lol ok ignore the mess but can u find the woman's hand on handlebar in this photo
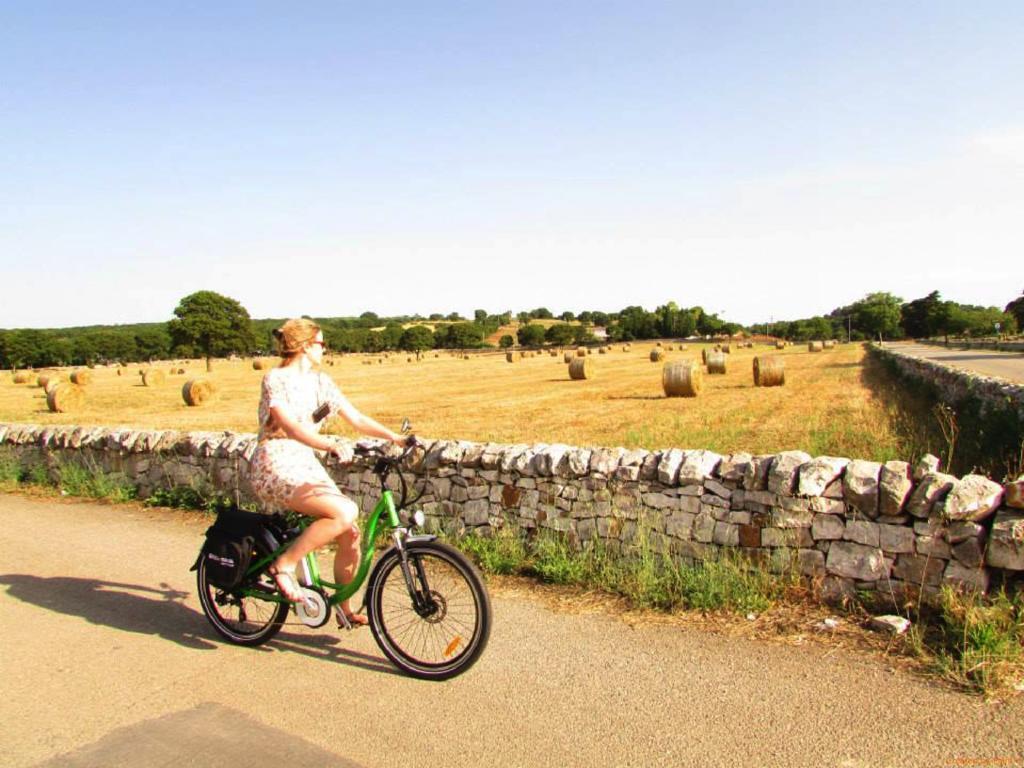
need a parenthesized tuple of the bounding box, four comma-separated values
(327, 441, 354, 463)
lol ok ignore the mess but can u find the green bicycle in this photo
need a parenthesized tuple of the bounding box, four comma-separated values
(193, 438, 492, 680)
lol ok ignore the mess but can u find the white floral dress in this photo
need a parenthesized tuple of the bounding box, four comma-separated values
(249, 366, 347, 508)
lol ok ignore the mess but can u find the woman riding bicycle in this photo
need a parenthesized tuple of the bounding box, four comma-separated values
(249, 318, 407, 625)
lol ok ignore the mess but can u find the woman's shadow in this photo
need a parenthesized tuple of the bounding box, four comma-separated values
(0, 573, 399, 674)
(0, 573, 219, 650)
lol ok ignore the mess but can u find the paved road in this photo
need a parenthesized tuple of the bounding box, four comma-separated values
(2, 494, 1022, 768)
(885, 342, 1024, 383)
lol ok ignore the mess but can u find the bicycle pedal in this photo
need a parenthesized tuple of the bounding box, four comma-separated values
(334, 606, 353, 631)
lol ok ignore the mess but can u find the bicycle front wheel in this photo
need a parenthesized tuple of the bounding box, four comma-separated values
(367, 540, 492, 680)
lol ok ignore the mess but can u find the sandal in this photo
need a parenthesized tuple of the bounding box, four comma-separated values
(268, 563, 305, 603)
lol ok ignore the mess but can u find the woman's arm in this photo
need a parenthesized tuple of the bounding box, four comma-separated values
(268, 405, 339, 452)
(326, 388, 405, 444)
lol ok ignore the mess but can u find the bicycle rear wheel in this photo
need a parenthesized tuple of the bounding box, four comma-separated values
(367, 540, 491, 680)
(196, 557, 289, 646)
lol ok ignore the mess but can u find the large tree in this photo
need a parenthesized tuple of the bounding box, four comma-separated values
(1005, 291, 1024, 332)
(167, 290, 256, 371)
(850, 292, 903, 342)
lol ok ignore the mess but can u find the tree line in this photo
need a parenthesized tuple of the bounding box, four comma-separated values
(2, 289, 1021, 369)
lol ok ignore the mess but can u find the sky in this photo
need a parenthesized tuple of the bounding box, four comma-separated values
(2, 1, 1023, 330)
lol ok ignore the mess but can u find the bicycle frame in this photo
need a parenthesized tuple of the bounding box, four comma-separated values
(240, 488, 401, 607)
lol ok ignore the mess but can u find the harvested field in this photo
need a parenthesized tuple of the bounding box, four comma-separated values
(0, 343, 908, 460)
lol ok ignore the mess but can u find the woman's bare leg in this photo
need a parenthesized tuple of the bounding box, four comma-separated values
(275, 483, 357, 571)
(334, 526, 367, 623)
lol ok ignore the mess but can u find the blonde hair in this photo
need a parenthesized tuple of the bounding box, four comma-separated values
(273, 318, 322, 360)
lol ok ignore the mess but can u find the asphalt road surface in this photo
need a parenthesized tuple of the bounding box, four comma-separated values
(2, 494, 1022, 768)
(885, 342, 1024, 383)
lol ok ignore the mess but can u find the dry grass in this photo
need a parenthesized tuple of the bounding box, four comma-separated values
(0, 343, 909, 460)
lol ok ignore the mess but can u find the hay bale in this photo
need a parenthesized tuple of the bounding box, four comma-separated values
(116, 368, 123, 376)
(622, 345, 631, 352)
(598, 347, 607, 354)
(36, 374, 50, 389)
(12, 372, 31, 384)
(563, 351, 574, 363)
(568, 357, 594, 380)
(776, 341, 786, 350)
(576, 347, 587, 357)
(549, 349, 558, 357)
(823, 340, 836, 349)
(69, 370, 92, 385)
(662, 360, 703, 397)
(706, 352, 727, 374)
(650, 348, 664, 362)
(142, 369, 165, 387)
(47, 383, 86, 413)
(44, 378, 61, 395)
(506, 351, 515, 363)
(656, 341, 663, 347)
(753, 356, 785, 387)
(252, 359, 267, 370)
(665, 345, 673, 352)
(808, 341, 824, 353)
(721, 344, 731, 354)
(182, 378, 217, 406)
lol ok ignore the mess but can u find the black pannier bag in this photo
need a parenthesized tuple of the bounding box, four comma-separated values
(195, 507, 267, 590)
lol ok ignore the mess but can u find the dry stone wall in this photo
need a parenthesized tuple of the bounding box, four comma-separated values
(871, 344, 1024, 421)
(2, 422, 1023, 602)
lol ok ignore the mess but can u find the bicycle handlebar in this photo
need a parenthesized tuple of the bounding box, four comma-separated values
(353, 435, 418, 461)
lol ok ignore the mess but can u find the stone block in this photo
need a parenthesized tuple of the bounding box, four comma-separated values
(771, 510, 813, 529)
(946, 521, 985, 544)
(1006, 475, 1024, 509)
(878, 524, 915, 554)
(986, 509, 1024, 570)
(534, 444, 571, 477)
(809, 497, 845, 515)
(743, 454, 774, 491)
(811, 514, 845, 541)
(893, 554, 945, 586)
(916, 534, 951, 559)
(589, 447, 625, 477)
(767, 451, 811, 495)
(657, 449, 685, 485)
(666, 513, 695, 539)
(778, 496, 811, 513)
(704, 479, 732, 499)
(678, 449, 722, 485)
(943, 561, 990, 592)
(879, 460, 913, 516)
(939, 475, 1004, 522)
(738, 524, 760, 548)
(761, 527, 813, 548)
(843, 459, 882, 518)
(692, 513, 716, 543)
(463, 499, 491, 526)
(798, 456, 849, 497)
(825, 541, 890, 581)
(713, 521, 739, 547)
(913, 454, 941, 481)
(951, 538, 985, 568)
(718, 453, 752, 483)
(798, 548, 826, 576)
(906, 472, 956, 519)
(844, 520, 881, 547)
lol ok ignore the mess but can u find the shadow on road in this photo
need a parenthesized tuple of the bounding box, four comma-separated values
(0, 573, 402, 675)
(0, 573, 219, 650)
